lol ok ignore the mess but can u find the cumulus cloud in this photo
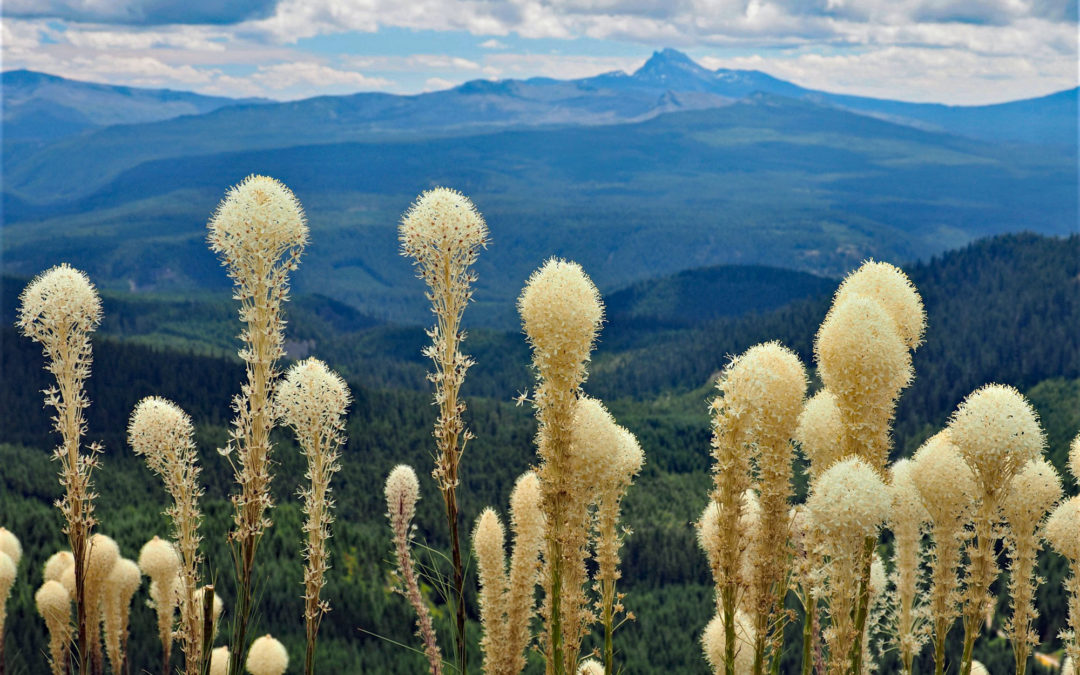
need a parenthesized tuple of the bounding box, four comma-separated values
(4, 0, 280, 25)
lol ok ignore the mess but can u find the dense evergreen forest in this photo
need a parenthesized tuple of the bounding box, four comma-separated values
(0, 232, 1077, 673)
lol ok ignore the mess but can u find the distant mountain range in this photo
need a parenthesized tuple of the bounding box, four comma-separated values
(2, 49, 1076, 327)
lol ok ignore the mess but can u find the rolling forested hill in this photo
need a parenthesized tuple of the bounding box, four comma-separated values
(0, 232, 1077, 673)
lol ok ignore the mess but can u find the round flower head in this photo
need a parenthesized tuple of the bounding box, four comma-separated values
(1062, 656, 1074, 675)
(43, 550, 74, 582)
(0, 553, 15, 601)
(128, 396, 195, 465)
(399, 187, 488, 268)
(35, 579, 70, 626)
(718, 341, 807, 448)
(807, 455, 892, 548)
(16, 263, 103, 342)
(385, 465, 421, 525)
(518, 258, 603, 375)
(697, 501, 722, 571)
(106, 558, 141, 601)
(910, 431, 976, 525)
(570, 396, 623, 476)
(207, 175, 308, 273)
(1045, 495, 1080, 561)
(1002, 458, 1062, 533)
(578, 659, 604, 675)
(814, 294, 912, 468)
(889, 459, 928, 530)
(510, 471, 544, 533)
(86, 533, 119, 585)
(246, 634, 288, 675)
(947, 384, 1045, 491)
(138, 536, 180, 580)
(274, 358, 351, 431)
(795, 388, 844, 480)
(701, 610, 755, 674)
(210, 646, 230, 675)
(0, 529, 21, 568)
(832, 260, 926, 349)
(970, 660, 989, 675)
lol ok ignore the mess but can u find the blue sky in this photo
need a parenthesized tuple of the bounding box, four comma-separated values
(3, 0, 1077, 104)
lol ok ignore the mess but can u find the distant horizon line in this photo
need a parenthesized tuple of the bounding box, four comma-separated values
(4, 51, 1078, 109)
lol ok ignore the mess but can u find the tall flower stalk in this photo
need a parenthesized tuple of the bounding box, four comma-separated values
(385, 465, 443, 675)
(1002, 458, 1062, 675)
(518, 258, 603, 675)
(206, 174, 308, 675)
(130, 397, 206, 673)
(16, 264, 103, 675)
(813, 261, 923, 674)
(472, 471, 546, 675)
(910, 432, 975, 675)
(886, 459, 928, 674)
(274, 358, 350, 675)
(398, 187, 489, 673)
(947, 384, 1045, 675)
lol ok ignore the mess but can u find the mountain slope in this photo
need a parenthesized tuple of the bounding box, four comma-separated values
(3, 96, 1075, 326)
(5, 49, 1075, 205)
(1, 69, 266, 142)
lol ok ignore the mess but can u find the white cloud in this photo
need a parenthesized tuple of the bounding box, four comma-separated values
(249, 61, 392, 95)
(479, 38, 508, 49)
(424, 76, 458, 90)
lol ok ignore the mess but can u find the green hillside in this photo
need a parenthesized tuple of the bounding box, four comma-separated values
(1, 232, 1077, 673)
(4, 98, 1075, 327)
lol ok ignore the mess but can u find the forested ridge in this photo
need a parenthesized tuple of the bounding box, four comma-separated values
(0, 232, 1077, 673)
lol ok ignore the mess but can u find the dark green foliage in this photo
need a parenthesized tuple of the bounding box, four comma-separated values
(0, 232, 1077, 672)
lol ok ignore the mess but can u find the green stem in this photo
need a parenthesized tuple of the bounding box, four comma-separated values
(802, 596, 816, 675)
(849, 536, 877, 675)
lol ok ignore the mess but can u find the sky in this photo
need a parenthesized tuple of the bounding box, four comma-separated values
(2, 0, 1077, 105)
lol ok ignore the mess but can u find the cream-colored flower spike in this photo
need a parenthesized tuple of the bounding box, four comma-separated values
(702, 611, 755, 674)
(807, 455, 891, 675)
(208, 175, 308, 674)
(506, 472, 545, 675)
(275, 357, 350, 674)
(519, 257, 603, 382)
(888, 459, 929, 673)
(831, 260, 926, 350)
(910, 431, 974, 675)
(85, 533, 119, 673)
(473, 508, 510, 674)
(948, 384, 1045, 675)
(207, 175, 308, 276)
(399, 187, 488, 275)
(245, 634, 288, 675)
(795, 388, 844, 482)
(577, 659, 604, 675)
(518, 258, 603, 674)
(140, 535, 181, 671)
(0, 529, 22, 568)
(949, 384, 1045, 492)
(43, 551, 73, 582)
(399, 188, 488, 675)
(1046, 495, 1080, 669)
(16, 264, 103, 674)
(16, 263, 103, 339)
(210, 646, 231, 675)
(0, 552, 15, 657)
(815, 294, 913, 471)
(129, 395, 206, 673)
(384, 465, 442, 675)
(1002, 458, 1062, 675)
(103, 558, 141, 673)
(36, 580, 71, 675)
